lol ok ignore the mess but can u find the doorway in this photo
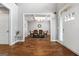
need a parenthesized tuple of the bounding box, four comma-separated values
(23, 13, 52, 41)
(0, 4, 9, 44)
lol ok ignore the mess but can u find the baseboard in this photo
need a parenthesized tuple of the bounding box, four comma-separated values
(57, 40, 79, 56)
(10, 40, 22, 46)
(20, 39, 25, 42)
(10, 35, 29, 46)
(0, 44, 9, 46)
(51, 39, 57, 42)
(56, 40, 63, 45)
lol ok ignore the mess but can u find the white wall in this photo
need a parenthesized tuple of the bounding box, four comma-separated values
(50, 14, 56, 41)
(28, 21, 50, 34)
(2, 3, 19, 45)
(25, 21, 28, 37)
(23, 16, 28, 41)
(11, 4, 19, 45)
(58, 4, 79, 55)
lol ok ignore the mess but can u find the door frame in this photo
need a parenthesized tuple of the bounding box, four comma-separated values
(22, 13, 55, 41)
(1, 4, 11, 45)
(58, 4, 71, 42)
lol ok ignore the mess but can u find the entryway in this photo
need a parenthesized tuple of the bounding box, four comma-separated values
(23, 13, 56, 41)
(0, 4, 9, 44)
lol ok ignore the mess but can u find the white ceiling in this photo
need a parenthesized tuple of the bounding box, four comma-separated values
(17, 3, 57, 13)
(0, 4, 9, 14)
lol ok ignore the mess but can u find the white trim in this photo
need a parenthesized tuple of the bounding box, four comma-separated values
(57, 4, 71, 43)
(9, 40, 21, 46)
(56, 40, 63, 45)
(22, 13, 25, 42)
(51, 40, 57, 42)
(57, 40, 79, 56)
(20, 38, 25, 42)
(23, 13, 55, 42)
(58, 4, 71, 15)
(1, 3, 11, 46)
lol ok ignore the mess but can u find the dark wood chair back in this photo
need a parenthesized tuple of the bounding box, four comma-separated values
(33, 30, 38, 34)
(39, 30, 43, 34)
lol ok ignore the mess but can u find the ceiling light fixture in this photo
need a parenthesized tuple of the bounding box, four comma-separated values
(35, 17, 45, 22)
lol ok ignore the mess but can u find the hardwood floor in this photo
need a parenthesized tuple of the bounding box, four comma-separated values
(0, 36, 77, 56)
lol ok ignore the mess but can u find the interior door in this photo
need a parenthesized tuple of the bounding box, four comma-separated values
(0, 14, 9, 44)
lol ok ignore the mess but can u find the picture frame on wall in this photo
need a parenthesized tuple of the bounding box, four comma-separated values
(38, 24, 42, 28)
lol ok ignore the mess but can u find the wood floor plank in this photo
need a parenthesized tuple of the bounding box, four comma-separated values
(0, 36, 77, 56)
